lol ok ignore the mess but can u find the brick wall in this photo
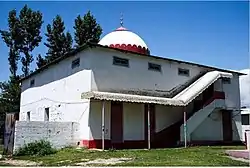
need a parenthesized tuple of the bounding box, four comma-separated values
(13, 121, 80, 152)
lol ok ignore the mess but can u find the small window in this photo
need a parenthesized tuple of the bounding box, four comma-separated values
(44, 108, 49, 121)
(27, 112, 30, 121)
(71, 58, 80, 69)
(222, 78, 231, 84)
(30, 79, 35, 87)
(148, 63, 161, 72)
(242, 114, 249, 125)
(113, 56, 129, 67)
(178, 68, 190, 77)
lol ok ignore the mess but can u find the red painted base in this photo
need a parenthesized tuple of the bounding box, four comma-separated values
(80, 139, 244, 149)
(80, 139, 147, 149)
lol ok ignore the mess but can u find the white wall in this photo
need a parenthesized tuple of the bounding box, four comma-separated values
(88, 100, 145, 141)
(88, 100, 111, 140)
(123, 103, 144, 140)
(89, 48, 205, 95)
(155, 105, 183, 132)
(222, 74, 242, 141)
(223, 74, 241, 109)
(242, 125, 250, 141)
(20, 50, 92, 140)
(191, 110, 223, 141)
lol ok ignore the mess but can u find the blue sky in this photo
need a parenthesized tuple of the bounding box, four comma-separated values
(0, 1, 249, 82)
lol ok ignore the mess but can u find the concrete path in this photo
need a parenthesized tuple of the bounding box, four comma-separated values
(225, 150, 249, 160)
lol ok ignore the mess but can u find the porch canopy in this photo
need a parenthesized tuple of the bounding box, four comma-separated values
(81, 91, 185, 106)
(81, 71, 233, 107)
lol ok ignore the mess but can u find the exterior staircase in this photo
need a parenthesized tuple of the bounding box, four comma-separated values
(152, 88, 226, 148)
(180, 99, 225, 142)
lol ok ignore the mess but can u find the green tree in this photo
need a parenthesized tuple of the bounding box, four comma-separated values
(44, 15, 72, 62)
(0, 5, 43, 113)
(0, 9, 22, 77)
(73, 11, 102, 47)
(1, 5, 43, 77)
(36, 54, 47, 68)
(0, 76, 21, 113)
(19, 5, 43, 76)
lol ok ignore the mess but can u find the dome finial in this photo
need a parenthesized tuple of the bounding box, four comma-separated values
(120, 12, 124, 27)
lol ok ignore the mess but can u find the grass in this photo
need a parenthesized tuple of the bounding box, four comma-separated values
(2, 145, 246, 166)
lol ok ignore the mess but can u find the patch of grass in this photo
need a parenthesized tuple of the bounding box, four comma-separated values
(11, 145, 248, 166)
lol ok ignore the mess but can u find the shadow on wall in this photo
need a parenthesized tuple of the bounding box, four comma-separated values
(91, 69, 208, 98)
(232, 115, 241, 141)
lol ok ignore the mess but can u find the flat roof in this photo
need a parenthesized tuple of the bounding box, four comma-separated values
(20, 42, 246, 81)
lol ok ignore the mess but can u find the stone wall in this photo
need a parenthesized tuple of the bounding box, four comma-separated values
(14, 121, 80, 152)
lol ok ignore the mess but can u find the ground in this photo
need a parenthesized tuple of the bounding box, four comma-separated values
(0, 145, 248, 166)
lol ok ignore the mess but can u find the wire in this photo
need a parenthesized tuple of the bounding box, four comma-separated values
(21, 97, 89, 107)
(77, 106, 89, 123)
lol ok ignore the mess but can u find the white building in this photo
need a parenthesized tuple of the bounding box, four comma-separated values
(19, 23, 245, 149)
(241, 108, 250, 142)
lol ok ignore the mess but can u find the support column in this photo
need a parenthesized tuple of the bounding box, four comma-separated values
(148, 104, 151, 150)
(101, 101, 105, 150)
(183, 107, 187, 148)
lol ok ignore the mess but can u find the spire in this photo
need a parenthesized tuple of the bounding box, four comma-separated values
(115, 12, 127, 31)
(120, 12, 124, 27)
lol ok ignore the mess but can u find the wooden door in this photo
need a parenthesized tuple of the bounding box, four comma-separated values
(111, 101, 123, 145)
(4, 112, 19, 155)
(222, 110, 233, 142)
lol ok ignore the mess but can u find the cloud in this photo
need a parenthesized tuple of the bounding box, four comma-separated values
(239, 69, 250, 107)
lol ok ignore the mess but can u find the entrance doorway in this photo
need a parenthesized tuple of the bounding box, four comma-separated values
(222, 110, 233, 142)
(111, 101, 123, 148)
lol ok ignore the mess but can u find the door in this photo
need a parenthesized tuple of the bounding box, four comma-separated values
(144, 104, 156, 142)
(4, 112, 19, 155)
(111, 101, 123, 147)
(222, 110, 233, 142)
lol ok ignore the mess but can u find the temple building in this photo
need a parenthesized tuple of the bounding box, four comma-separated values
(18, 19, 244, 149)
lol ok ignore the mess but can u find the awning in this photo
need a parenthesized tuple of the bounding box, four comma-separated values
(81, 71, 233, 107)
(81, 91, 184, 106)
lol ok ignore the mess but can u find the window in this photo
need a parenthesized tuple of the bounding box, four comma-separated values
(27, 112, 30, 121)
(113, 56, 129, 67)
(222, 77, 231, 84)
(71, 58, 80, 69)
(44, 108, 49, 121)
(30, 79, 35, 87)
(178, 68, 190, 77)
(242, 114, 249, 125)
(148, 63, 161, 72)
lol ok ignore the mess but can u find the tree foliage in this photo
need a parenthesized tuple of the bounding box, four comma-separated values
(0, 4, 43, 113)
(1, 5, 43, 77)
(0, 6, 103, 115)
(0, 9, 22, 77)
(73, 11, 102, 47)
(19, 5, 43, 76)
(43, 15, 72, 62)
(36, 54, 47, 68)
(0, 76, 21, 113)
